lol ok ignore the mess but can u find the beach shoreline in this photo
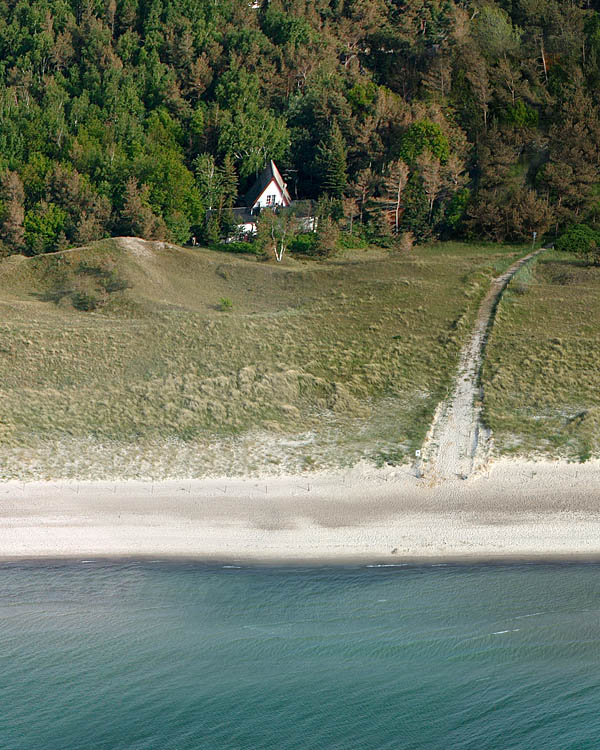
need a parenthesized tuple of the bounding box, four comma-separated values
(1, 458, 599, 563)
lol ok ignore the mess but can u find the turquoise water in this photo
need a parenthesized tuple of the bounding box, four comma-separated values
(1, 562, 599, 749)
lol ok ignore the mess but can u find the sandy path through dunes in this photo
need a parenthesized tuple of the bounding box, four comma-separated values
(420, 247, 547, 481)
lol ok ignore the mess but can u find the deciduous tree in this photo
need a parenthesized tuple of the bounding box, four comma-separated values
(256, 208, 298, 262)
(381, 160, 409, 233)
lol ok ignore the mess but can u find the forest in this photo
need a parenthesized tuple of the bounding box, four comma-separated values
(1, 0, 600, 256)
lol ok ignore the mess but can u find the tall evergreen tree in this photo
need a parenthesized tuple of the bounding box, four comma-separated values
(0, 0, 597, 249)
(219, 155, 238, 211)
(317, 122, 348, 199)
(0, 172, 26, 253)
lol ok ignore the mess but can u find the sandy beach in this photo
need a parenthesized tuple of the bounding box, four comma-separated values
(1, 458, 599, 562)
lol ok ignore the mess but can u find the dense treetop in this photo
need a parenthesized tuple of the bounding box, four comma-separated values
(1, 0, 600, 255)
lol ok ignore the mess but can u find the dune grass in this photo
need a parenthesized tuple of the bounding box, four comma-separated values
(482, 249, 600, 461)
(0, 237, 523, 479)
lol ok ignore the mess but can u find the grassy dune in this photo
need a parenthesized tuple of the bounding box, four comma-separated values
(482, 250, 600, 461)
(0, 238, 521, 479)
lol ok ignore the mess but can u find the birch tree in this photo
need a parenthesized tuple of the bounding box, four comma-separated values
(194, 153, 221, 212)
(352, 167, 377, 225)
(342, 196, 358, 234)
(382, 160, 409, 234)
(416, 151, 443, 222)
(256, 209, 298, 263)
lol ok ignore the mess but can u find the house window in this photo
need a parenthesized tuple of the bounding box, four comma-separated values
(265, 194, 276, 206)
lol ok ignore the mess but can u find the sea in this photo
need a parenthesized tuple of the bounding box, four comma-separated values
(1, 561, 599, 750)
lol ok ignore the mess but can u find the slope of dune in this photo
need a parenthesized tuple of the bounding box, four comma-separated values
(0, 239, 524, 479)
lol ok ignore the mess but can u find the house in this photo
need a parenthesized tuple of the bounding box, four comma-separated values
(245, 160, 292, 209)
(231, 161, 292, 237)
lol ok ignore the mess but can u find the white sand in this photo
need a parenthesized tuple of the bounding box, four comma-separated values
(1, 459, 599, 562)
(421, 247, 547, 481)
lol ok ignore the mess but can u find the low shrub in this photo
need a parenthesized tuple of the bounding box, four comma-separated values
(289, 233, 317, 255)
(71, 290, 100, 311)
(337, 232, 368, 250)
(555, 224, 600, 264)
(77, 262, 131, 293)
(210, 241, 262, 256)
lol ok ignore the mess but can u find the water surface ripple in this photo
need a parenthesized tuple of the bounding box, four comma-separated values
(1, 562, 599, 749)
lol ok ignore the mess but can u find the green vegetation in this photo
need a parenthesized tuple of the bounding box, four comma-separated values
(2, 1, 600, 253)
(0, 239, 521, 479)
(482, 250, 600, 461)
(555, 225, 600, 265)
(2, 1, 599, 475)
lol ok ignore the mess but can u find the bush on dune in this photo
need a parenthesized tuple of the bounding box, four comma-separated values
(555, 225, 600, 265)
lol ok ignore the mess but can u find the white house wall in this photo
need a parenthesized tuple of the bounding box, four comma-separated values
(253, 179, 288, 208)
(238, 222, 257, 236)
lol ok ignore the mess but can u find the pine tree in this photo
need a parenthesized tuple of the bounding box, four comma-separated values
(121, 178, 166, 239)
(0, 171, 25, 253)
(317, 122, 348, 199)
(218, 154, 238, 211)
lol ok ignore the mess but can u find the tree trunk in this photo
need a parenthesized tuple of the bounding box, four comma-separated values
(540, 38, 548, 84)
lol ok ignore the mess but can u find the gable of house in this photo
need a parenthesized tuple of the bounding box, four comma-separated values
(244, 161, 291, 209)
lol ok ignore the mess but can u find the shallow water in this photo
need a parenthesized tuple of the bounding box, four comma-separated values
(1, 561, 599, 749)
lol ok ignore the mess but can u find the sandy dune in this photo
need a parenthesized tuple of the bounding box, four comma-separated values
(2, 246, 595, 564)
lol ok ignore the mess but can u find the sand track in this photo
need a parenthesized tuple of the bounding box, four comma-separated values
(420, 246, 547, 482)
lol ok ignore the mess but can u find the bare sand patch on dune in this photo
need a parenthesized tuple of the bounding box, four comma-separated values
(420, 247, 548, 481)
